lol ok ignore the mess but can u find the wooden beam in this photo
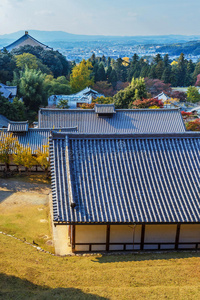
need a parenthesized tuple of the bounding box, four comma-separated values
(175, 224, 181, 250)
(106, 225, 110, 251)
(72, 225, 76, 252)
(140, 224, 145, 250)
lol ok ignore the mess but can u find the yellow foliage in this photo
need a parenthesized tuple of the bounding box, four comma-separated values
(13, 144, 36, 170)
(70, 59, 94, 93)
(0, 132, 18, 167)
(122, 57, 130, 67)
(171, 61, 178, 66)
(35, 145, 50, 171)
(149, 106, 160, 109)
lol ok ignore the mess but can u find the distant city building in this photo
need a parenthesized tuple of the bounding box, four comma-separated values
(2, 31, 53, 52)
(48, 87, 104, 108)
(0, 83, 17, 102)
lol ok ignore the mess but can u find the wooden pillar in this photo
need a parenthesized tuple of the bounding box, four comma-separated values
(106, 225, 110, 251)
(140, 224, 145, 250)
(72, 225, 76, 252)
(175, 224, 181, 250)
(68, 225, 71, 244)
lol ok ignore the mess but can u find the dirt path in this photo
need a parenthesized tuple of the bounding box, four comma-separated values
(0, 177, 51, 206)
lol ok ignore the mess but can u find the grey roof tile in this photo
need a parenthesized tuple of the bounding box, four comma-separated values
(50, 132, 200, 224)
(39, 108, 186, 133)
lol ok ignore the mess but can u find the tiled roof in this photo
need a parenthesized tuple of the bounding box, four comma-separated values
(95, 104, 115, 114)
(8, 121, 29, 132)
(0, 84, 17, 99)
(3, 32, 53, 52)
(50, 132, 200, 224)
(0, 114, 10, 128)
(0, 127, 77, 153)
(39, 108, 186, 133)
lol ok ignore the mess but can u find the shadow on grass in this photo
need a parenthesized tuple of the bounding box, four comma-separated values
(0, 273, 108, 300)
(92, 251, 200, 264)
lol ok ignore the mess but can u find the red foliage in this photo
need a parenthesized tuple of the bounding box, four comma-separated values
(186, 119, 200, 131)
(195, 74, 200, 87)
(181, 111, 192, 116)
(145, 78, 172, 97)
(131, 98, 164, 109)
(172, 91, 187, 102)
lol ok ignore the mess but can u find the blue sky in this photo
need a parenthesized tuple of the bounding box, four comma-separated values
(0, 0, 200, 36)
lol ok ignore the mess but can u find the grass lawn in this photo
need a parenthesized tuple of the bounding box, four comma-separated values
(1, 178, 200, 299)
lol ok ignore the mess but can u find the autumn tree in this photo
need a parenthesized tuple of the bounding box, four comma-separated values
(13, 145, 36, 173)
(0, 132, 18, 173)
(131, 98, 163, 109)
(35, 145, 50, 177)
(70, 59, 94, 93)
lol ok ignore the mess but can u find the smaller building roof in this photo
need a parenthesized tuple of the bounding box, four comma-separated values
(0, 114, 10, 128)
(8, 121, 29, 132)
(0, 127, 78, 153)
(0, 83, 17, 99)
(95, 104, 115, 114)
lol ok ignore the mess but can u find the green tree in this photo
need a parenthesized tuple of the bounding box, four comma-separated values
(0, 94, 26, 121)
(18, 66, 47, 120)
(45, 75, 71, 96)
(70, 59, 94, 93)
(56, 99, 69, 109)
(186, 86, 200, 103)
(15, 53, 38, 70)
(113, 77, 147, 108)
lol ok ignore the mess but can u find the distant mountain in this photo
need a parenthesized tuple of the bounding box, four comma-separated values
(157, 40, 200, 56)
(1, 30, 200, 45)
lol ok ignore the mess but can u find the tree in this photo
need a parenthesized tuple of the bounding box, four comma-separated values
(96, 64, 106, 81)
(113, 77, 147, 109)
(0, 132, 18, 173)
(144, 78, 172, 97)
(15, 53, 38, 70)
(0, 94, 26, 121)
(13, 145, 36, 173)
(45, 75, 71, 96)
(131, 98, 163, 109)
(35, 145, 50, 177)
(18, 66, 47, 120)
(56, 99, 69, 109)
(186, 119, 200, 131)
(186, 86, 200, 103)
(70, 59, 94, 93)
(92, 81, 114, 97)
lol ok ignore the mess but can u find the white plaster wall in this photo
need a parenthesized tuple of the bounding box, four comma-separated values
(110, 225, 141, 250)
(53, 225, 69, 255)
(179, 224, 200, 249)
(75, 225, 107, 251)
(144, 225, 177, 250)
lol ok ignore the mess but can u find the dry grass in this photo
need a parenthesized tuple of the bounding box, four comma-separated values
(1, 178, 200, 299)
(1, 234, 200, 299)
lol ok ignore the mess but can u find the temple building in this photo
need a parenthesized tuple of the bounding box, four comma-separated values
(3, 31, 52, 52)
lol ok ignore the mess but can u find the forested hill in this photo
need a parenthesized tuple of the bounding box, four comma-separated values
(157, 40, 200, 56)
